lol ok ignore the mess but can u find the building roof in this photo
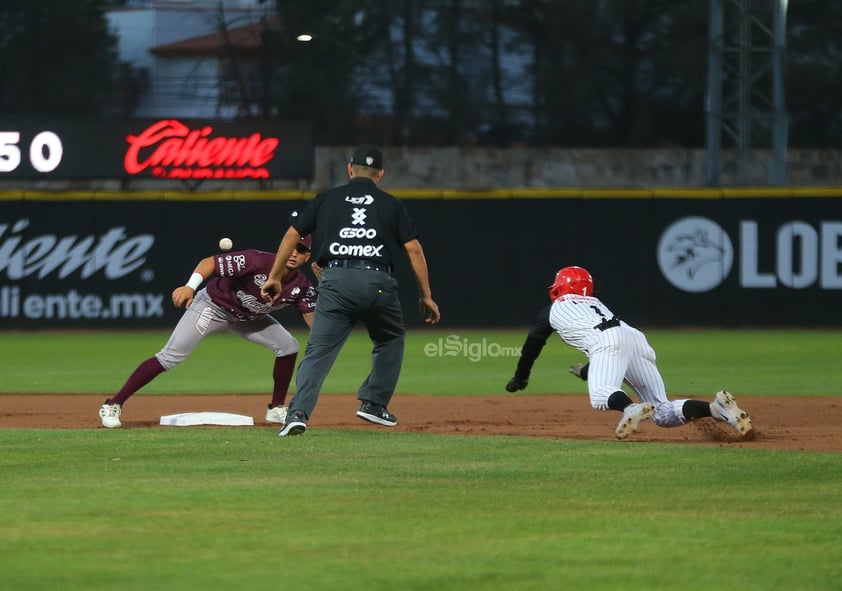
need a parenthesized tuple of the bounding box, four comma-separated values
(149, 18, 279, 58)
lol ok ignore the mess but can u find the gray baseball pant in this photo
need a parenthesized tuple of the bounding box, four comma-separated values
(290, 267, 405, 418)
(155, 289, 299, 369)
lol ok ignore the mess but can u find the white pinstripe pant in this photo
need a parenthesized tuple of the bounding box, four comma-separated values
(586, 324, 668, 410)
(585, 325, 692, 427)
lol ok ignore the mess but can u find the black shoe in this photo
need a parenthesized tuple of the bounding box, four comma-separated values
(356, 401, 397, 427)
(278, 409, 307, 437)
(505, 376, 528, 392)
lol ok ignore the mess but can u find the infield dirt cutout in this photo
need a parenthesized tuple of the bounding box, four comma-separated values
(1, 393, 839, 452)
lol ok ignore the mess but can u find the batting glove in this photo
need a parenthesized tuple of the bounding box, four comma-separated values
(569, 363, 589, 381)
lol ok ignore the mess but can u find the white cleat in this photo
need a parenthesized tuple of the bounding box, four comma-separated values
(99, 402, 122, 428)
(265, 405, 288, 424)
(615, 402, 654, 440)
(710, 390, 753, 436)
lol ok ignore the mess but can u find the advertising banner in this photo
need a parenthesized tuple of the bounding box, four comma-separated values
(1, 191, 840, 328)
(0, 199, 311, 328)
(401, 195, 842, 328)
(0, 119, 313, 180)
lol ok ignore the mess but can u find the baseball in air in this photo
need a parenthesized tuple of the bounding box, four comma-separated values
(219, 237, 233, 251)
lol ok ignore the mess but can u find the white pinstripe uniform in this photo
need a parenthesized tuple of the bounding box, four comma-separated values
(549, 294, 689, 427)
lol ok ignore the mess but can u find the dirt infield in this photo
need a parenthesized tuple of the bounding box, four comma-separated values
(1, 393, 839, 452)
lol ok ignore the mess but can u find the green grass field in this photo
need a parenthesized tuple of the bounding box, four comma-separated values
(1, 329, 841, 590)
(2, 328, 841, 395)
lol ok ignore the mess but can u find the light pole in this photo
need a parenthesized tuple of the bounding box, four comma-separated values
(295, 33, 364, 61)
(291, 32, 365, 144)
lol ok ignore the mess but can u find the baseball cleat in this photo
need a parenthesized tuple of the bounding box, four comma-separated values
(278, 409, 307, 436)
(710, 390, 753, 436)
(99, 401, 122, 428)
(614, 402, 654, 440)
(356, 401, 398, 427)
(265, 405, 288, 424)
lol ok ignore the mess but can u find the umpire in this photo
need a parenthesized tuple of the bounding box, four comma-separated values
(261, 144, 441, 436)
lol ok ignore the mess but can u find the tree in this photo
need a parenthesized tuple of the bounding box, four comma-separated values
(420, 0, 515, 146)
(0, 0, 120, 117)
(501, 0, 707, 147)
(266, 0, 838, 148)
(272, 0, 391, 144)
(787, 0, 842, 147)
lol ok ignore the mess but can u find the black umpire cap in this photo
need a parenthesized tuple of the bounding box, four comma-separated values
(349, 144, 383, 170)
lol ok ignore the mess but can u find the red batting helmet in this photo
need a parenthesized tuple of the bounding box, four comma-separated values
(549, 266, 594, 300)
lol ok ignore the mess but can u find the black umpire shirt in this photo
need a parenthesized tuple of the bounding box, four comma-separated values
(292, 177, 418, 269)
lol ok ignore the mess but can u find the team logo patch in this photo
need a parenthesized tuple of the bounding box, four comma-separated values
(196, 307, 214, 335)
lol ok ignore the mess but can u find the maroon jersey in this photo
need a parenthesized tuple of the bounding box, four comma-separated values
(205, 249, 316, 320)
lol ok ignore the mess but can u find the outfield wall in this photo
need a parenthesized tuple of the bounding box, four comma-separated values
(1, 187, 841, 329)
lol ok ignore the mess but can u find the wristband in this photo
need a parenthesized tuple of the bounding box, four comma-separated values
(186, 272, 204, 290)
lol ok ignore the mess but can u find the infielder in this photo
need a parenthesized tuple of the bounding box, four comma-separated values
(547, 265, 753, 439)
(99, 236, 317, 428)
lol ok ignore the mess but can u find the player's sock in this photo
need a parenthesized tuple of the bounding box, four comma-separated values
(607, 390, 634, 411)
(111, 357, 166, 405)
(681, 399, 713, 420)
(270, 353, 297, 407)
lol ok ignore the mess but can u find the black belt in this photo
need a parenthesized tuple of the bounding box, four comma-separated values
(594, 317, 621, 331)
(326, 259, 392, 274)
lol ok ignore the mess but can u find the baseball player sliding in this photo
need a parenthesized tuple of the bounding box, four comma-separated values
(547, 266, 753, 439)
(98, 236, 317, 428)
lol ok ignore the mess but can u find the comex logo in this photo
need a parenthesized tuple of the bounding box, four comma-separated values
(657, 216, 733, 292)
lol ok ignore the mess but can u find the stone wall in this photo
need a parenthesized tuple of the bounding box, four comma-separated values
(315, 147, 842, 191)
(3, 147, 842, 192)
